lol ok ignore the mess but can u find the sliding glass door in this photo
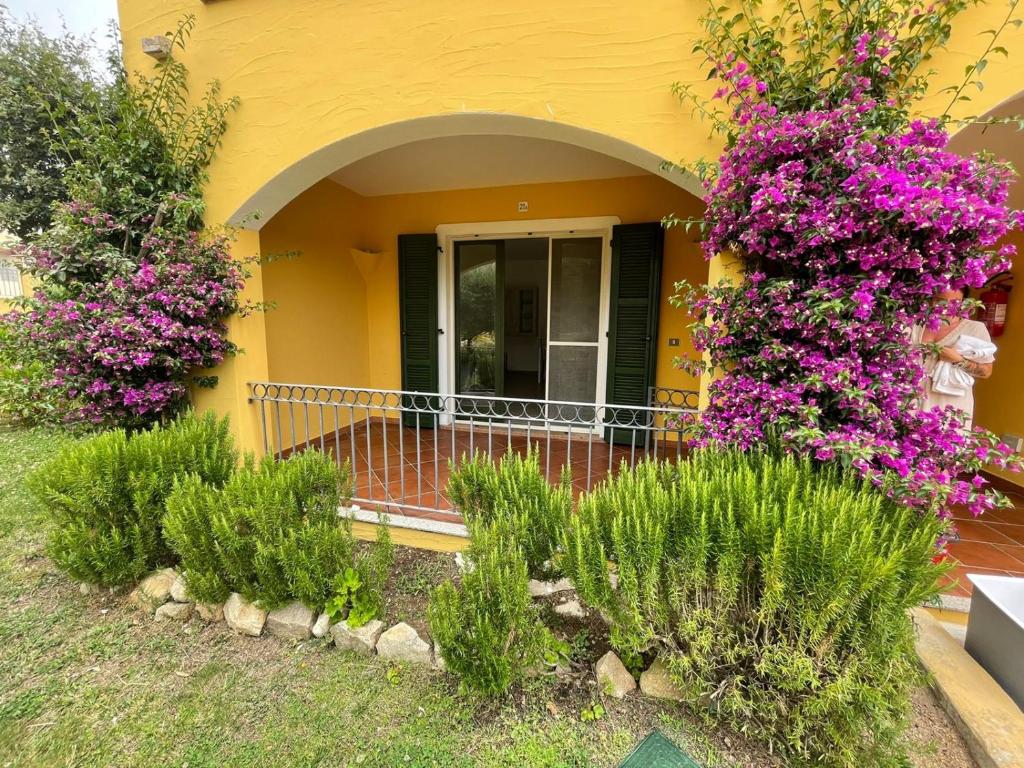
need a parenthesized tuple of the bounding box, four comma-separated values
(452, 234, 607, 420)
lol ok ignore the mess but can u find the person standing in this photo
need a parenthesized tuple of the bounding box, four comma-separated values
(912, 288, 996, 427)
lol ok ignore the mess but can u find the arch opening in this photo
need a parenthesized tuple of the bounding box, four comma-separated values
(232, 113, 703, 229)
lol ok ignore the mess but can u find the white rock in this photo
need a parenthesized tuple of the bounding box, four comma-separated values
(170, 574, 190, 603)
(79, 582, 101, 596)
(375, 622, 432, 665)
(596, 651, 636, 698)
(311, 612, 331, 638)
(223, 592, 267, 637)
(331, 618, 384, 654)
(154, 601, 193, 623)
(639, 657, 684, 701)
(127, 568, 178, 612)
(528, 578, 574, 597)
(265, 601, 315, 640)
(553, 599, 586, 618)
(433, 644, 447, 672)
(195, 601, 224, 623)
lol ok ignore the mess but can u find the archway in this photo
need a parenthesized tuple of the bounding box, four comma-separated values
(242, 120, 708, 523)
(229, 113, 704, 228)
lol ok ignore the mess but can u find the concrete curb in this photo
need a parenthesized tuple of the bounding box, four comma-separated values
(341, 505, 468, 538)
(938, 593, 972, 614)
(913, 607, 1024, 768)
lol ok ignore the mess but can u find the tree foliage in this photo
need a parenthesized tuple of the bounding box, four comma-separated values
(1, 15, 247, 428)
(0, 10, 105, 238)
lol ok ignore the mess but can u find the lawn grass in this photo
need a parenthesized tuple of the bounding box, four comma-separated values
(0, 426, 734, 768)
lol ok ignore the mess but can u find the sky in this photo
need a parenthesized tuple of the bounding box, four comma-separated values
(2, 0, 119, 41)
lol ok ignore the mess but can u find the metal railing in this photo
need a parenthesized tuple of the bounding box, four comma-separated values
(648, 386, 701, 411)
(248, 382, 699, 521)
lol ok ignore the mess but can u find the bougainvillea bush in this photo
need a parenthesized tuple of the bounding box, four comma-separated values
(0, 16, 244, 428)
(16, 204, 243, 425)
(672, 0, 1023, 518)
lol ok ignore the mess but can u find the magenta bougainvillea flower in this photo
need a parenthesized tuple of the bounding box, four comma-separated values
(3, 200, 244, 427)
(679, 54, 1022, 517)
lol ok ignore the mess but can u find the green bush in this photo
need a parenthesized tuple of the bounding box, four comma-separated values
(323, 523, 393, 629)
(447, 446, 570, 579)
(428, 517, 547, 695)
(0, 319, 66, 427)
(164, 450, 391, 613)
(560, 449, 947, 768)
(29, 412, 235, 587)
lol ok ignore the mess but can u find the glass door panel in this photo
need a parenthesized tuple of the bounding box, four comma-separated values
(455, 241, 503, 397)
(547, 237, 602, 413)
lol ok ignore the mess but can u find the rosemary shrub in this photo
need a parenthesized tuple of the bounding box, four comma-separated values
(561, 449, 947, 767)
(447, 446, 570, 579)
(428, 516, 547, 695)
(30, 412, 235, 587)
(164, 450, 391, 613)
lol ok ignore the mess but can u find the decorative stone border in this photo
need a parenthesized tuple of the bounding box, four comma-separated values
(115, 567, 1024, 742)
(121, 568, 447, 669)
(112, 567, 680, 701)
(83, 560, 1024, 767)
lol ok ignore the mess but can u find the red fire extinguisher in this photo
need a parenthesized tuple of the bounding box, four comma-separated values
(979, 272, 1012, 338)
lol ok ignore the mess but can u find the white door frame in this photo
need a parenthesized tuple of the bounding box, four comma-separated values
(435, 216, 620, 424)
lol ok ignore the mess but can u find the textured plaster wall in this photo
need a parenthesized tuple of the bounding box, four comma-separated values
(260, 181, 372, 389)
(0, 271, 30, 314)
(118, 0, 1024, 229)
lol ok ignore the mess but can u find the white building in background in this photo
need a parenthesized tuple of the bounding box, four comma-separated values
(0, 232, 26, 307)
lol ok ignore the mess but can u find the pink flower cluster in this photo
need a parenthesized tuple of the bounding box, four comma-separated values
(685, 76, 1021, 515)
(3, 203, 243, 426)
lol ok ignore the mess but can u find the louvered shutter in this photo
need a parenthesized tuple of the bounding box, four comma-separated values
(398, 234, 439, 428)
(604, 223, 663, 445)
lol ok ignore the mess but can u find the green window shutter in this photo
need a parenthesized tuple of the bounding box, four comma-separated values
(605, 222, 664, 445)
(398, 233, 439, 427)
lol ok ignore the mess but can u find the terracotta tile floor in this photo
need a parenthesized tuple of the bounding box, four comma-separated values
(287, 418, 687, 525)
(943, 489, 1024, 598)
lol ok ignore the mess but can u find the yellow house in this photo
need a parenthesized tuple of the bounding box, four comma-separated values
(115, 0, 1024, 537)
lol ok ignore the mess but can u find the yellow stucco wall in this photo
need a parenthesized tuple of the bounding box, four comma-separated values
(191, 230, 270, 454)
(0, 271, 29, 313)
(116, 0, 1024, 230)
(257, 173, 707, 449)
(260, 181, 372, 388)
